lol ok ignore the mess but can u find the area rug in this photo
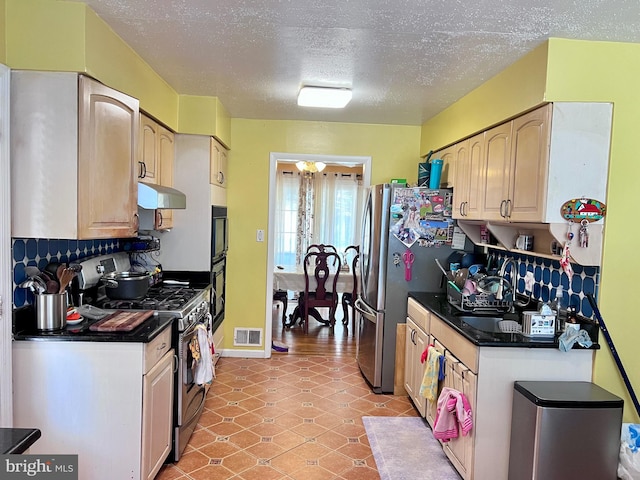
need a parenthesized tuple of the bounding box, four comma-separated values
(363, 416, 461, 480)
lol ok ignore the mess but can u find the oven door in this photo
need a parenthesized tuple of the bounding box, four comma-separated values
(211, 257, 225, 329)
(211, 205, 228, 260)
(175, 322, 207, 459)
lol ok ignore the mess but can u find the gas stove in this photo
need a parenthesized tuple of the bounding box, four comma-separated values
(96, 283, 211, 331)
(74, 252, 212, 331)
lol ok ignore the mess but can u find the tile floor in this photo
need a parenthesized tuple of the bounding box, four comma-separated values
(156, 355, 419, 480)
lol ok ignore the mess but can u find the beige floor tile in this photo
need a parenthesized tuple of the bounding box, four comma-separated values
(157, 355, 420, 480)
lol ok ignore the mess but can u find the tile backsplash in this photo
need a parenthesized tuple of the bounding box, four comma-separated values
(12, 238, 121, 307)
(496, 251, 599, 319)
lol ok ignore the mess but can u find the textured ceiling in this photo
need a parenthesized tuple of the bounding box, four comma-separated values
(61, 0, 640, 125)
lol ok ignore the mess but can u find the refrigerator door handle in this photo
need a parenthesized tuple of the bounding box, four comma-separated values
(355, 297, 377, 317)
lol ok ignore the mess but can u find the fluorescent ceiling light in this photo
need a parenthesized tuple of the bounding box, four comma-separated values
(296, 161, 326, 173)
(297, 86, 352, 108)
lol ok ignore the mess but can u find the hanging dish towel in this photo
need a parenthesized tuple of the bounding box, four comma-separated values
(420, 346, 442, 401)
(433, 387, 473, 442)
(193, 323, 215, 385)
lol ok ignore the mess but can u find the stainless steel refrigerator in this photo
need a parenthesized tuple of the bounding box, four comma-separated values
(355, 184, 458, 393)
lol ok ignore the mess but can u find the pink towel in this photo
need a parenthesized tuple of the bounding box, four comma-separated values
(433, 387, 473, 442)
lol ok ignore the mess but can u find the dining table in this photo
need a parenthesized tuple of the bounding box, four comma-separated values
(273, 266, 357, 327)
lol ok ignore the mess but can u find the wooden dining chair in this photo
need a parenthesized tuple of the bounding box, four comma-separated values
(306, 244, 338, 254)
(299, 250, 341, 333)
(341, 245, 359, 331)
(273, 289, 288, 327)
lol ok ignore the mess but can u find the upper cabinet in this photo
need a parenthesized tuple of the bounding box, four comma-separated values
(447, 102, 612, 265)
(11, 72, 140, 239)
(210, 137, 228, 188)
(433, 146, 455, 188)
(139, 113, 176, 231)
(210, 136, 228, 206)
(139, 115, 160, 184)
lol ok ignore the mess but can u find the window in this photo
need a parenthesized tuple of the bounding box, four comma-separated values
(274, 167, 364, 267)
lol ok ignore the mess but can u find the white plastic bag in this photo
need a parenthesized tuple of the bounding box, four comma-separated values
(618, 423, 640, 480)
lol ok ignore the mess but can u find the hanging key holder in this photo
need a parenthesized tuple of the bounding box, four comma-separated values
(560, 197, 606, 251)
(579, 219, 589, 248)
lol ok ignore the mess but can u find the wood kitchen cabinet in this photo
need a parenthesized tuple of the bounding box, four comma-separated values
(210, 136, 228, 188)
(449, 103, 611, 264)
(139, 113, 176, 230)
(13, 326, 174, 480)
(481, 121, 513, 222)
(11, 71, 139, 239)
(141, 348, 175, 480)
(482, 104, 551, 222)
(452, 136, 484, 220)
(408, 296, 595, 479)
(404, 298, 430, 417)
(433, 146, 455, 188)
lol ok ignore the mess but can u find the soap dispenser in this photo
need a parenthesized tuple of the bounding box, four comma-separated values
(551, 286, 566, 333)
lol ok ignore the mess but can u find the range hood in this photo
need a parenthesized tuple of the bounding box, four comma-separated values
(138, 182, 187, 209)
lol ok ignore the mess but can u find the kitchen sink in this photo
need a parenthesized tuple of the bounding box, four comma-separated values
(457, 316, 505, 333)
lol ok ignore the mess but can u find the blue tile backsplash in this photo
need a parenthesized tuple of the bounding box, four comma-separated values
(12, 238, 121, 307)
(496, 251, 599, 319)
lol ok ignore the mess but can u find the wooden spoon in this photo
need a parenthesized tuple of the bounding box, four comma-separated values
(58, 267, 76, 294)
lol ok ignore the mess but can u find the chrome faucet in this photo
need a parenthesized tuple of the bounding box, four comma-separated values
(497, 257, 517, 301)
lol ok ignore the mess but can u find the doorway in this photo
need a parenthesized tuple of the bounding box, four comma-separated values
(265, 153, 372, 356)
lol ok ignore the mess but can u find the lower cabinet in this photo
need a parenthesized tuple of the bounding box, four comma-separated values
(406, 297, 595, 480)
(141, 349, 175, 480)
(13, 326, 174, 480)
(404, 317, 428, 416)
(404, 298, 431, 416)
(441, 350, 477, 479)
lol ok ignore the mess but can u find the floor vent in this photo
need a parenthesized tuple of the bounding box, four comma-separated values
(234, 328, 263, 346)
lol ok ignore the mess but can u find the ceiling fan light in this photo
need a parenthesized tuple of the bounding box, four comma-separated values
(297, 86, 352, 108)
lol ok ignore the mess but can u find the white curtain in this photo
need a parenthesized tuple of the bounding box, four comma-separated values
(312, 172, 363, 253)
(274, 167, 364, 267)
(274, 171, 301, 268)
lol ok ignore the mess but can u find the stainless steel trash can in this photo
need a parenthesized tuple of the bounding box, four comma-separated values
(508, 381, 623, 480)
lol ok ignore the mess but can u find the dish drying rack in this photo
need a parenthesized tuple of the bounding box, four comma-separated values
(447, 283, 513, 313)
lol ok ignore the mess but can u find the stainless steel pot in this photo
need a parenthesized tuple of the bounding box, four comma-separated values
(102, 272, 151, 300)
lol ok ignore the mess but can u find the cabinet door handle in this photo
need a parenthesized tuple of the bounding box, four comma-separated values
(218, 171, 225, 185)
(458, 202, 464, 217)
(505, 199, 512, 219)
(156, 210, 163, 227)
(133, 212, 139, 231)
(141, 161, 147, 178)
(500, 199, 507, 218)
(173, 354, 179, 373)
(463, 201, 468, 217)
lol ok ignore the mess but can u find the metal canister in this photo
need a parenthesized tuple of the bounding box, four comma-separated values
(35, 293, 67, 331)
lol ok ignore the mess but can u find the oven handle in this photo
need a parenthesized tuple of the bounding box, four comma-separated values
(182, 386, 207, 428)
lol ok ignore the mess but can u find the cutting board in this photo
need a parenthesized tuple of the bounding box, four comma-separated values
(89, 310, 154, 332)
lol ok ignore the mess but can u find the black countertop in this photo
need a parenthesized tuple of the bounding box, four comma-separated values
(1, 428, 41, 454)
(13, 306, 175, 343)
(409, 292, 599, 349)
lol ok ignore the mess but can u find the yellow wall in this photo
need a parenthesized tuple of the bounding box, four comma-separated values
(225, 119, 421, 349)
(4, 0, 228, 139)
(545, 39, 640, 423)
(420, 42, 549, 154)
(0, 0, 6, 64)
(178, 95, 231, 147)
(421, 37, 640, 422)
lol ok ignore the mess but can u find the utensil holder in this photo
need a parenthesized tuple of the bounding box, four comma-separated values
(35, 293, 67, 331)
